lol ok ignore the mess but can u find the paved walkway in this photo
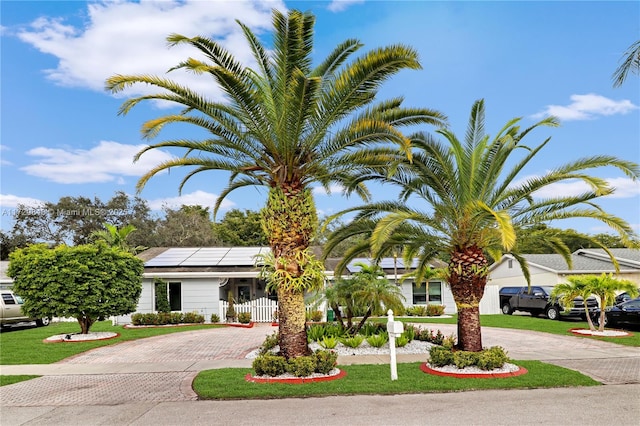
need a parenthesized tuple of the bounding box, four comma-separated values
(0, 322, 639, 409)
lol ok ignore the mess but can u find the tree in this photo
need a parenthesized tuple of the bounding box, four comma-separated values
(326, 99, 639, 351)
(7, 243, 144, 334)
(7, 192, 156, 248)
(552, 274, 639, 332)
(324, 262, 404, 335)
(91, 223, 147, 254)
(153, 205, 219, 247)
(107, 9, 446, 358)
(612, 40, 640, 87)
(212, 209, 268, 246)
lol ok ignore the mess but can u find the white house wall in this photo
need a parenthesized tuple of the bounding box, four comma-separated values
(181, 279, 220, 320)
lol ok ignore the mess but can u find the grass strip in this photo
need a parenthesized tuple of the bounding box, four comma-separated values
(193, 361, 599, 400)
(0, 321, 221, 365)
(0, 375, 40, 386)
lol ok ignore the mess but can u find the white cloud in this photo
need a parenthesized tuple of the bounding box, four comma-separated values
(327, 0, 365, 12)
(146, 190, 234, 211)
(13, 0, 285, 102)
(313, 184, 345, 196)
(0, 194, 46, 209)
(531, 177, 640, 199)
(532, 94, 638, 121)
(21, 141, 174, 184)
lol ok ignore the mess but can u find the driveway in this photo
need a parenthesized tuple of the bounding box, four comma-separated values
(0, 322, 638, 408)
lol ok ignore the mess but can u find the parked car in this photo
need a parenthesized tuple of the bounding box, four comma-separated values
(593, 297, 640, 329)
(499, 286, 598, 320)
(614, 289, 640, 305)
(0, 290, 50, 328)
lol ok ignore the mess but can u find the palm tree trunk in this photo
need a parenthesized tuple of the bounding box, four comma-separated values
(262, 186, 317, 359)
(448, 245, 488, 352)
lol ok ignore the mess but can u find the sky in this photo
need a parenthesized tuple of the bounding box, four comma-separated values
(1, 0, 639, 237)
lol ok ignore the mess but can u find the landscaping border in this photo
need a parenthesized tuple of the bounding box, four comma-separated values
(245, 369, 347, 384)
(420, 363, 528, 379)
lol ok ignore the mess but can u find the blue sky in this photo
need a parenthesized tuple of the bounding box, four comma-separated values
(1, 0, 639, 236)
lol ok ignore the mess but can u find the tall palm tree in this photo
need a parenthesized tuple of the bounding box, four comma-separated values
(106, 9, 446, 358)
(613, 40, 640, 87)
(325, 99, 639, 351)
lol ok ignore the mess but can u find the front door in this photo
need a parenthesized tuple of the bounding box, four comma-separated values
(237, 285, 251, 303)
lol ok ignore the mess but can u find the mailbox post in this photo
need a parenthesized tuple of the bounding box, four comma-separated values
(386, 309, 404, 381)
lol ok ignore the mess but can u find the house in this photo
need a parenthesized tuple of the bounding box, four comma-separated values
(483, 248, 640, 314)
(115, 246, 456, 323)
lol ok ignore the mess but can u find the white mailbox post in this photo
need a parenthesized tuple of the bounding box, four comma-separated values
(386, 309, 404, 381)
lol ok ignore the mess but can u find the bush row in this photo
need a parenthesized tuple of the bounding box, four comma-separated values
(404, 304, 446, 317)
(131, 311, 205, 325)
(429, 346, 509, 370)
(252, 350, 338, 377)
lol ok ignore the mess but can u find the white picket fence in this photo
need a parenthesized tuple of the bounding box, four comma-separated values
(219, 297, 326, 323)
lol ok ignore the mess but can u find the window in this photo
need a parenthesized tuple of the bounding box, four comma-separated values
(169, 282, 182, 311)
(428, 282, 442, 303)
(508, 259, 513, 268)
(2, 294, 16, 305)
(412, 282, 426, 304)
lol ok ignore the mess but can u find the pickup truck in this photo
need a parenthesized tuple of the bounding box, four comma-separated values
(0, 290, 50, 328)
(499, 286, 598, 320)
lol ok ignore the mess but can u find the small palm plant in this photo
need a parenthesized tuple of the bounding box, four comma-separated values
(553, 274, 639, 332)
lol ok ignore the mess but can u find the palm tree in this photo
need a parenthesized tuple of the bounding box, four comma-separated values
(325, 262, 404, 335)
(613, 40, 640, 87)
(325, 99, 639, 351)
(91, 223, 146, 254)
(554, 274, 639, 332)
(106, 9, 446, 359)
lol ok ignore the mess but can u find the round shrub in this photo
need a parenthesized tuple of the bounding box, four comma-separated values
(428, 346, 454, 367)
(313, 350, 338, 374)
(259, 331, 279, 355)
(287, 356, 316, 377)
(453, 351, 479, 369)
(252, 354, 288, 377)
(210, 313, 220, 323)
(341, 335, 364, 348)
(477, 346, 509, 370)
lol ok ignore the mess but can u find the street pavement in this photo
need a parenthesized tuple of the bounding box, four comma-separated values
(1, 322, 639, 425)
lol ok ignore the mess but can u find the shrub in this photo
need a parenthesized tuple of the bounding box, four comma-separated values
(324, 323, 346, 338)
(313, 350, 338, 374)
(477, 346, 509, 370)
(183, 311, 205, 324)
(307, 324, 326, 342)
(259, 332, 279, 355)
(359, 321, 381, 336)
(226, 291, 236, 322)
(238, 312, 252, 324)
(428, 346, 454, 367)
(310, 310, 323, 322)
(405, 306, 428, 316)
(252, 354, 287, 377)
(287, 356, 316, 377)
(426, 304, 445, 316)
(340, 335, 364, 348)
(395, 335, 409, 347)
(154, 278, 171, 313)
(402, 325, 417, 342)
(131, 313, 144, 326)
(210, 313, 220, 323)
(169, 312, 184, 324)
(453, 351, 479, 369)
(319, 336, 338, 349)
(366, 334, 388, 348)
(442, 335, 456, 349)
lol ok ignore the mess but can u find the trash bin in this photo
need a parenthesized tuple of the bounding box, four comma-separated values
(327, 309, 334, 322)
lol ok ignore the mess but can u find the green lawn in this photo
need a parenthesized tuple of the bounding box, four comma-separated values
(394, 314, 640, 347)
(0, 321, 221, 365)
(0, 375, 41, 387)
(193, 361, 599, 400)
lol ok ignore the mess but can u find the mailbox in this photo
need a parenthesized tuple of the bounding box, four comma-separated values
(387, 320, 404, 336)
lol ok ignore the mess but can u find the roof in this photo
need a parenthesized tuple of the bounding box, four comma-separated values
(493, 248, 640, 274)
